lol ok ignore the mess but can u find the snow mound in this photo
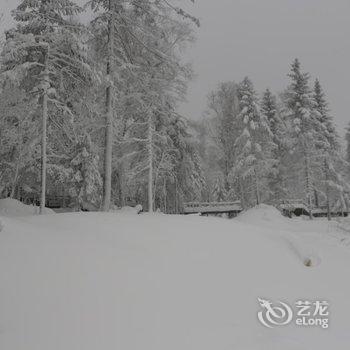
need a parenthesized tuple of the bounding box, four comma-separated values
(336, 217, 350, 232)
(112, 204, 143, 214)
(237, 203, 285, 224)
(115, 206, 137, 214)
(0, 198, 54, 217)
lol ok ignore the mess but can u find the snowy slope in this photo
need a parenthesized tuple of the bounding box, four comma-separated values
(0, 198, 54, 217)
(0, 207, 350, 349)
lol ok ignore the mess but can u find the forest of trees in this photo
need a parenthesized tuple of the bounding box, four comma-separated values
(0, 1, 350, 216)
(200, 59, 350, 218)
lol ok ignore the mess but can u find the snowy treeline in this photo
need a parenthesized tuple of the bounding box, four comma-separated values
(1, 2, 349, 216)
(197, 59, 350, 217)
(0, 0, 203, 213)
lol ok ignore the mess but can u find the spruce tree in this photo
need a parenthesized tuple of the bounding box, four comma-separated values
(70, 134, 102, 210)
(206, 82, 239, 187)
(313, 79, 346, 219)
(261, 89, 286, 202)
(2, 0, 91, 213)
(212, 175, 227, 202)
(283, 59, 318, 216)
(313, 79, 338, 151)
(261, 89, 278, 137)
(346, 123, 350, 164)
(231, 77, 274, 206)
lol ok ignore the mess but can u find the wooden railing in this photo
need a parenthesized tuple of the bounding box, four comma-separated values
(183, 201, 242, 214)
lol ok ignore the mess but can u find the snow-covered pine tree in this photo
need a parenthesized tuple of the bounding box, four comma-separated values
(70, 134, 102, 210)
(0, 81, 39, 198)
(283, 59, 319, 217)
(346, 123, 350, 165)
(313, 79, 338, 150)
(230, 77, 275, 207)
(212, 175, 227, 202)
(2, 0, 91, 213)
(169, 116, 206, 210)
(206, 82, 239, 188)
(313, 79, 347, 220)
(260, 88, 287, 203)
(261, 89, 278, 138)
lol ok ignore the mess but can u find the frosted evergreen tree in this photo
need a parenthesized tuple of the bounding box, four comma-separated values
(167, 115, 206, 208)
(344, 124, 350, 210)
(283, 59, 319, 216)
(70, 135, 102, 210)
(260, 88, 286, 202)
(206, 82, 239, 187)
(0, 81, 39, 198)
(261, 89, 278, 137)
(346, 123, 350, 164)
(230, 77, 275, 206)
(212, 175, 227, 202)
(313, 79, 347, 219)
(313, 79, 338, 150)
(2, 0, 91, 213)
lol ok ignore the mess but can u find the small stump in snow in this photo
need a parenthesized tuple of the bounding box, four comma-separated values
(303, 255, 321, 267)
(304, 258, 312, 267)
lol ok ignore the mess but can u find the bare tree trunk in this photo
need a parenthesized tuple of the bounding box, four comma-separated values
(102, 0, 116, 212)
(148, 112, 153, 213)
(40, 47, 49, 215)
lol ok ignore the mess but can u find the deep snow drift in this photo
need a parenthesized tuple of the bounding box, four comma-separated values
(0, 198, 54, 217)
(0, 205, 350, 350)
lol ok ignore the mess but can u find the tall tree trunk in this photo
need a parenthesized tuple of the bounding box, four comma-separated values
(117, 166, 124, 207)
(40, 47, 49, 215)
(304, 151, 313, 219)
(10, 160, 20, 199)
(313, 188, 319, 208)
(163, 178, 167, 213)
(239, 177, 245, 209)
(148, 113, 153, 213)
(175, 177, 178, 214)
(324, 158, 331, 221)
(255, 169, 260, 205)
(102, 0, 116, 212)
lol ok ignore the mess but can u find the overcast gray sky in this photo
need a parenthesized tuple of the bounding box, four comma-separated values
(180, 0, 350, 135)
(1, 0, 349, 134)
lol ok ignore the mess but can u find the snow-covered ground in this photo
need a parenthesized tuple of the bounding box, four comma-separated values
(0, 204, 350, 349)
